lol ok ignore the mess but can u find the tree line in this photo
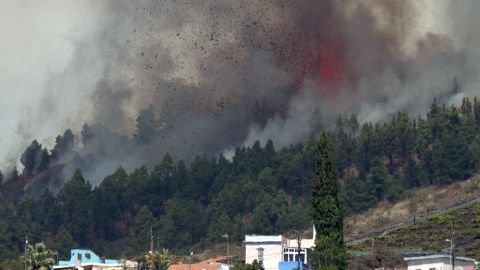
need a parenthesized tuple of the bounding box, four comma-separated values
(1, 97, 480, 263)
(338, 97, 480, 214)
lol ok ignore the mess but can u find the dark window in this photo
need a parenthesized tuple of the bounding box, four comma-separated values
(257, 248, 264, 262)
(85, 253, 91, 260)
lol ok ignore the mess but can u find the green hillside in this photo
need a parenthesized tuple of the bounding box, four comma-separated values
(348, 201, 480, 268)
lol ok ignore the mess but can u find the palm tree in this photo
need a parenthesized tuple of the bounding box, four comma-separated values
(152, 249, 176, 270)
(25, 242, 56, 270)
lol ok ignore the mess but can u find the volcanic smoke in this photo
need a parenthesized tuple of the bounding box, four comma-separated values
(1, 0, 479, 187)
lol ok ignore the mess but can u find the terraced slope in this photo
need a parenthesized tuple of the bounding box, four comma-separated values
(345, 174, 480, 242)
(348, 201, 480, 265)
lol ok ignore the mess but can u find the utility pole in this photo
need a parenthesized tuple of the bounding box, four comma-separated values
(289, 230, 302, 270)
(371, 238, 375, 270)
(446, 231, 455, 270)
(227, 234, 230, 266)
(222, 234, 230, 266)
(149, 227, 154, 270)
(451, 231, 455, 270)
(188, 250, 193, 270)
(24, 236, 28, 270)
(150, 226, 154, 254)
(296, 233, 302, 270)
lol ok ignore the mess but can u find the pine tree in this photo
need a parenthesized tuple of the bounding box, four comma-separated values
(20, 140, 42, 175)
(310, 133, 346, 270)
(340, 174, 373, 215)
(57, 169, 92, 245)
(207, 211, 230, 241)
(368, 159, 388, 201)
(474, 97, 480, 126)
(127, 205, 156, 256)
(405, 155, 419, 188)
(51, 130, 75, 161)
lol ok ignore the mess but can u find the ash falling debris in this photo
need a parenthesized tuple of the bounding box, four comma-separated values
(3, 0, 480, 185)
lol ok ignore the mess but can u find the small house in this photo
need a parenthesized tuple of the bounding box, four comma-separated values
(403, 255, 476, 270)
(52, 249, 134, 270)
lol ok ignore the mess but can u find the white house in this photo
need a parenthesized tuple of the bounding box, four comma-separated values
(404, 255, 476, 270)
(244, 235, 284, 270)
(244, 227, 316, 270)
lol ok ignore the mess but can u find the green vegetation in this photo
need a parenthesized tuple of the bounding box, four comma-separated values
(310, 134, 347, 270)
(135, 249, 177, 270)
(231, 260, 264, 270)
(1, 97, 480, 263)
(24, 242, 56, 270)
(348, 201, 480, 261)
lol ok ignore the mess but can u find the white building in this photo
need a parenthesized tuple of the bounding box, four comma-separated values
(244, 227, 316, 270)
(245, 235, 284, 270)
(404, 255, 476, 270)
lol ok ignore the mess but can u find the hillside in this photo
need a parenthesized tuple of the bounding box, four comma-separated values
(347, 198, 480, 269)
(345, 174, 480, 241)
(344, 175, 480, 269)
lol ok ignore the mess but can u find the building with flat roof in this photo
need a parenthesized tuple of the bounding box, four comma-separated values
(244, 227, 316, 270)
(52, 249, 134, 270)
(404, 255, 476, 270)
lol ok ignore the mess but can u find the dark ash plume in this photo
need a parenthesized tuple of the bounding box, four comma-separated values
(6, 0, 480, 185)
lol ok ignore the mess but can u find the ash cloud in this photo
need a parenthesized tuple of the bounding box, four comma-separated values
(3, 0, 480, 184)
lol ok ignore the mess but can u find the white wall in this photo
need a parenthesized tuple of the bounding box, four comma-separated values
(407, 258, 444, 270)
(245, 243, 283, 270)
(244, 228, 316, 270)
(284, 238, 315, 249)
(407, 257, 475, 270)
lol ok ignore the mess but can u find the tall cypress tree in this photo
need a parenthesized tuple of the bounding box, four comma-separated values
(310, 133, 347, 270)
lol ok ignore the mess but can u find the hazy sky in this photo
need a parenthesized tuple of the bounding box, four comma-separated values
(0, 1, 106, 166)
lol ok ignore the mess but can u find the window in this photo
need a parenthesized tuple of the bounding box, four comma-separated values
(85, 253, 91, 260)
(257, 248, 264, 263)
(283, 248, 307, 263)
(77, 254, 82, 261)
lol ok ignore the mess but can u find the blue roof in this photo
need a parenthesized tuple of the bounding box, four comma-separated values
(56, 249, 119, 267)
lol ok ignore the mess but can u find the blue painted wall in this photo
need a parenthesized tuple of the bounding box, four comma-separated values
(278, 261, 307, 270)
